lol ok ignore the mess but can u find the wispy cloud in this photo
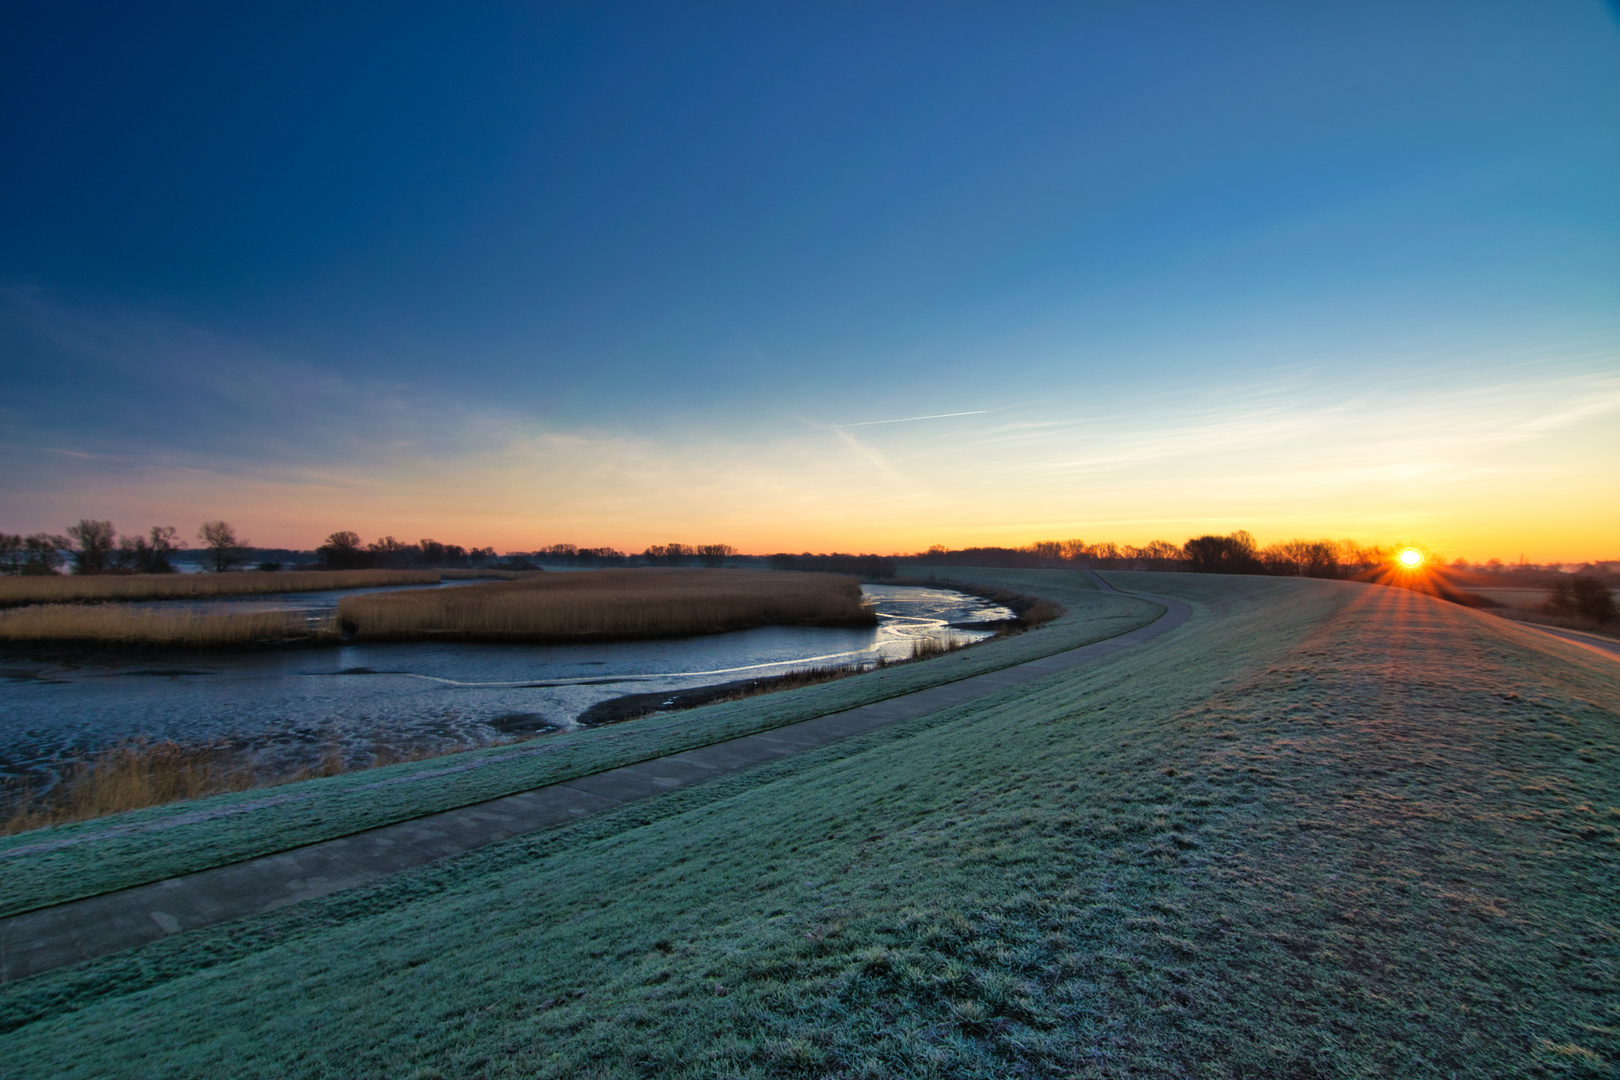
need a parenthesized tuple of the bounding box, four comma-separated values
(3, 290, 1616, 558)
(802, 409, 989, 431)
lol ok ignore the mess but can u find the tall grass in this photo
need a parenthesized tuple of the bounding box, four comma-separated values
(0, 605, 327, 646)
(2, 741, 256, 835)
(0, 568, 440, 608)
(337, 568, 875, 642)
(439, 568, 537, 581)
(1, 736, 500, 835)
(906, 635, 964, 661)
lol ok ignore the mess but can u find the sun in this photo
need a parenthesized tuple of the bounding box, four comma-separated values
(1397, 547, 1424, 568)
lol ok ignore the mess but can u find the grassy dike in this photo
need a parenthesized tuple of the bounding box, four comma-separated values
(0, 569, 1154, 917)
(4, 572, 1617, 1078)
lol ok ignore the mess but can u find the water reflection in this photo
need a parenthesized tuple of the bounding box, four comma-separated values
(0, 585, 1010, 786)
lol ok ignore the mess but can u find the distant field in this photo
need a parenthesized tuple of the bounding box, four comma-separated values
(337, 567, 876, 642)
(0, 568, 439, 607)
(1472, 586, 1559, 609)
(2, 572, 1614, 1078)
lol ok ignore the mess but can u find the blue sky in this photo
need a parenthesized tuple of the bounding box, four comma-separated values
(2, 2, 1617, 557)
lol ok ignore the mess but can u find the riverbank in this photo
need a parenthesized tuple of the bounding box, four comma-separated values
(0, 568, 878, 647)
(0, 605, 330, 648)
(336, 568, 875, 642)
(574, 580, 1061, 726)
(0, 568, 444, 608)
(4, 572, 1612, 1076)
(0, 570, 1151, 916)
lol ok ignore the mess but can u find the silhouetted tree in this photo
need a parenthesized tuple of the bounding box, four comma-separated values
(1259, 539, 1343, 578)
(318, 531, 371, 569)
(1183, 531, 1260, 574)
(367, 536, 415, 568)
(697, 544, 737, 568)
(643, 543, 692, 566)
(197, 520, 246, 572)
(417, 539, 468, 566)
(1025, 540, 1066, 561)
(1133, 539, 1186, 569)
(767, 553, 896, 578)
(114, 525, 184, 574)
(22, 534, 69, 575)
(0, 534, 22, 575)
(65, 519, 118, 575)
(574, 546, 627, 566)
(1575, 578, 1619, 624)
(1545, 578, 1617, 625)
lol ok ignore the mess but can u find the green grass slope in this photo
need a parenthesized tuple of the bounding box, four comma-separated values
(3, 574, 1616, 1078)
(0, 570, 1155, 916)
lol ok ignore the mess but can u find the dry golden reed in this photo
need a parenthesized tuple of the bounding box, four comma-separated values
(1, 736, 500, 834)
(0, 605, 326, 646)
(0, 568, 439, 607)
(439, 568, 535, 581)
(338, 568, 874, 642)
(2, 740, 255, 834)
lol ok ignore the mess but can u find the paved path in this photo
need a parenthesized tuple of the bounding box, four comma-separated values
(0, 571, 1188, 983)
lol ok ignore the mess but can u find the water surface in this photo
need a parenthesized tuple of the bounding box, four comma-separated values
(0, 584, 1010, 787)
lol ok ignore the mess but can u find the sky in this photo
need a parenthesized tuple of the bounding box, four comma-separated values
(2, 2, 1616, 561)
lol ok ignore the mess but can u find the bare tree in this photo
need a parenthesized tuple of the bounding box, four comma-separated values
(697, 544, 737, 568)
(1183, 532, 1260, 574)
(147, 525, 184, 571)
(22, 534, 69, 575)
(65, 519, 118, 575)
(367, 536, 415, 568)
(1545, 577, 1617, 625)
(117, 525, 185, 574)
(197, 520, 246, 572)
(0, 534, 22, 575)
(317, 530, 370, 569)
(1260, 539, 1342, 578)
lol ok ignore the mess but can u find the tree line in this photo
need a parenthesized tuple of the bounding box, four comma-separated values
(0, 523, 754, 575)
(0, 520, 248, 575)
(503, 543, 740, 568)
(313, 533, 501, 570)
(1542, 577, 1617, 626)
(315, 536, 743, 570)
(765, 553, 897, 578)
(908, 533, 1392, 578)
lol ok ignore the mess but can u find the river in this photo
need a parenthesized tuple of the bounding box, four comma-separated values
(0, 583, 1010, 789)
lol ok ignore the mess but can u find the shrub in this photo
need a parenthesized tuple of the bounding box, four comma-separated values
(1544, 577, 1617, 626)
(1183, 532, 1261, 574)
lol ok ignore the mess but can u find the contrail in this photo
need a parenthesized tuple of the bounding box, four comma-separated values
(817, 409, 988, 430)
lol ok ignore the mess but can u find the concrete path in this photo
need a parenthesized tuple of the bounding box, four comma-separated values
(0, 571, 1188, 983)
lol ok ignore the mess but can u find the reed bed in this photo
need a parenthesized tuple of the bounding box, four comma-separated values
(0, 568, 439, 607)
(906, 635, 965, 661)
(439, 568, 538, 581)
(1, 740, 256, 834)
(0, 605, 328, 646)
(1, 736, 499, 834)
(338, 568, 875, 642)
